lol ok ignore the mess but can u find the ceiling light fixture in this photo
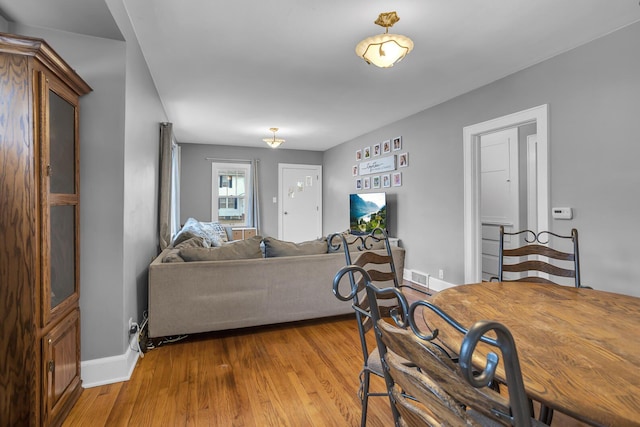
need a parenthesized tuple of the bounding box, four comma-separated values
(263, 127, 285, 148)
(355, 11, 414, 68)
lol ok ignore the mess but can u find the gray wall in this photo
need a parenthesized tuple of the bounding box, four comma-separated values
(10, 0, 167, 361)
(109, 0, 168, 353)
(179, 144, 323, 238)
(324, 21, 640, 297)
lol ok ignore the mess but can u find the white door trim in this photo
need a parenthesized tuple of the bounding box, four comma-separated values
(526, 134, 538, 232)
(463, 104, 549, 283)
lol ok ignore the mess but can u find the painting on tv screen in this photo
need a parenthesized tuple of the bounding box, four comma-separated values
(349, 192, 386, 235)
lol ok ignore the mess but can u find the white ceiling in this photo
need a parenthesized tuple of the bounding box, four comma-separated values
(2, 0, 639, 151)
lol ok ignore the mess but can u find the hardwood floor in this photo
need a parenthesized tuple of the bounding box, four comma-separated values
(65, 298, 589, 426)
(64, 316, 393, 426)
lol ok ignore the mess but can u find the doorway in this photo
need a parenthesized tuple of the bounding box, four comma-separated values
(463, 104, 549, 283)
(278, 163, 322, 242)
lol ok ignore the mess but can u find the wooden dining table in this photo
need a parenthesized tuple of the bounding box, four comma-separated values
(426, 282, 640, 427)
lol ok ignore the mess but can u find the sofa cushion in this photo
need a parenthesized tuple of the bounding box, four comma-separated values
(263, 236, 328, 257)
(162, 249, 184, 263)
(162, 237, 206, 262)
(179, 235, 263, 261)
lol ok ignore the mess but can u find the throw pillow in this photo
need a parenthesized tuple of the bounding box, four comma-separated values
(171, 218, 225, 247)
(199, 221, 229, 244)
(179, 235, 263, 261)
(263, 236, 328, 257)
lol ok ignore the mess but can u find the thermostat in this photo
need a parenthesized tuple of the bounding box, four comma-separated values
(552, 207, 573, 220)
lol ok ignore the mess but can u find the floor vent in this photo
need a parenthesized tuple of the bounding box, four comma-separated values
(410, 270, 428, 286)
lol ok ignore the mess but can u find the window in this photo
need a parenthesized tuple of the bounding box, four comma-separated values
(211, 162, 252, 226)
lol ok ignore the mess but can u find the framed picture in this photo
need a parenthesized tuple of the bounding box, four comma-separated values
(363, 176, 371, 190)
(392, 172, 402, 187)
(382, 139, 391, 154)
(373, 143, 381, 157)
(382, 174, 391, 188)
(356, 149, 362, 161)
(363, 146, 371, 159)
(352, 165, 359, 176)
(372, 175, 381, 189)
(399, 152, 408, 168)
(392, 136, 402, 151)
(356, 178, 362, 190)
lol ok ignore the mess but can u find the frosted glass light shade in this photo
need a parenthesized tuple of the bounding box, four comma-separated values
(263, 127, 285, 148)
(355, 33, 414, 68)
(263, 138, 284, 148)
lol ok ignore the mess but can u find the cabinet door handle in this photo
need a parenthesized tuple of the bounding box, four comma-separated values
(48, 360, 55, 372)
(46, 165, 52, 176)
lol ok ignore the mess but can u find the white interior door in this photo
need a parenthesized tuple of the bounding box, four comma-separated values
(480, 128, 519, 281)
(278, 164, 322, 242)
(463, 104, 549, 283)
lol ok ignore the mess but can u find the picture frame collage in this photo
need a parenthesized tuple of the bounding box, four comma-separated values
(353, 135, 407, 190)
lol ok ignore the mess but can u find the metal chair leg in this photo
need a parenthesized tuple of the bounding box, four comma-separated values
(539, 404, 554, 425)
(360, 370, 370, 427)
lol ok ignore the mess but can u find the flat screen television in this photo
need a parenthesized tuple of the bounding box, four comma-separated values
(349, 192, 387, 235)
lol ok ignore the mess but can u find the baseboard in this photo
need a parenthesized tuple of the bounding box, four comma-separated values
(80, 334, 140, 388)
(403, 268, 456, 293)
(426, 276, 456, 292)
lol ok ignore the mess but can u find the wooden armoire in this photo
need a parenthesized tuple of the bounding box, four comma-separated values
(0, 32, 91, 426)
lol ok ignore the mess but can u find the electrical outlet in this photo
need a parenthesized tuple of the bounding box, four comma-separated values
(438, 269, 444, 280)
(128, 317, 138, 335)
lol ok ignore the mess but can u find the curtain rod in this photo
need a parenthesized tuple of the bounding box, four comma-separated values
(205, 157, 259, 163)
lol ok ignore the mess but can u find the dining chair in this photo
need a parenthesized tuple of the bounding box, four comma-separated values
(331, 229, 407, 427)
(498, 226, 585, 288)
(497, 226, 587, 423)
(364, 281, 542, 427)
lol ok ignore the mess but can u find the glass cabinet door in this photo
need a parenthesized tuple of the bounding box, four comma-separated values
(42, 78, 80, 321)
(49, 205, 76, 308)
(48, 91, 76, 194)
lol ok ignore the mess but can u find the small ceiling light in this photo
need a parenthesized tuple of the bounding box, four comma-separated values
(263, 127, 285, 148)
(355, 11, 414, 68)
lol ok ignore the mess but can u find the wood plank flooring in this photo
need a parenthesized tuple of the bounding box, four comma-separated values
(64, 316, 393, 426)
(64, 291, 590, 426)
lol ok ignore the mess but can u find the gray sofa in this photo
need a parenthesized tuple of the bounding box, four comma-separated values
(148, 240, 405, 338)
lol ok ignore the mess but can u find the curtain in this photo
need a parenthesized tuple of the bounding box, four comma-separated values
(251, 159, 261, 234)
(170, 143, 181, 237)
(159, 122, 173, 250)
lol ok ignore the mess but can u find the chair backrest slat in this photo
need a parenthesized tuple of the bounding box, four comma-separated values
(503, 243, 575, 261)
(498, 226, 581, 287)
(387, 353, 479, 426)
(502, 260, 576, 277)
(377, 320, 512, 423)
